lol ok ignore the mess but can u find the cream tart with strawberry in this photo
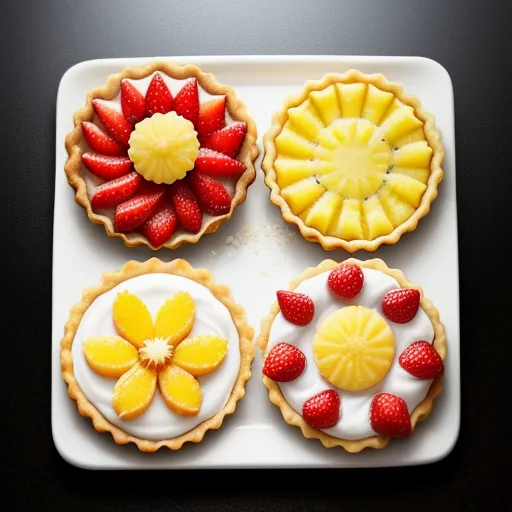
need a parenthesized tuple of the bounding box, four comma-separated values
(262, 70, 444, 252)
(61, 259, 253, 451)
(258, 259, 446, 452)
(65, 62, 258, 249)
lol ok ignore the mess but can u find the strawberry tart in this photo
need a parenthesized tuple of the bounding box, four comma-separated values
(258, 258, 446, 452)
(60, 258, 254, 451)
(65, 62, 258, 249)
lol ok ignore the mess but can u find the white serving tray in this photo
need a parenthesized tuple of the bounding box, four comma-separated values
(52, 55, 460, 469)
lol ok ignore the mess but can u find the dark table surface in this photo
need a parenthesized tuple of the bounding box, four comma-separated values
(2, 0, 509, 510)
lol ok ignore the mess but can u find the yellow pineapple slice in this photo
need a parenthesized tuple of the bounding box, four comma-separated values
(275, 159, 335, 188)
(309, 85, 342, 125)
(329, 198, 363, 240)
(112, 363, 157, 420)
(380, 106, 423, 144)
(158, 365, 202, 416)
(380, 98, 404, 123)
(393, 127, 426, 147)
(300, 191, 342, 234)
(173, 335, 228, 377)
(362, 85, 395, 125)
(313, 306, 395, 391)
(281, 177, 325, 214)
(336, 83, 367, 118)
(83, 336, 138, 378)
(275, 124, 314, 159)
(362, 196, 394, 239)
(393, 141, 432, 168)
(128, 112, 199, 185)
(317, 126, 341, 151)
(287, 99, 324, 140)
(154, 291, 195, 346)
(384, 173, 427, 207)
(393, 166, 430, 184)
(113, 291, 153, 349)
(379, 188, 415, 227)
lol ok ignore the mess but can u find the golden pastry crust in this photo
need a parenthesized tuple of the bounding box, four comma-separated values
(61, 258, 254, 452)
(65, 61, 259, 250)
(262, 70, 444, 252)
(257, 258, 447, 453)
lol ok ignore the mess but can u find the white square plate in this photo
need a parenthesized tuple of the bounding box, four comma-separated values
(52, 55, 460, 469)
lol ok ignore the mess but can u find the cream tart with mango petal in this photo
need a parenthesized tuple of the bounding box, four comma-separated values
(258, 259, 446, 453)
(60, 259, 253, 452)
(65, 61, 258, 250)
(262, 70, 444, 252)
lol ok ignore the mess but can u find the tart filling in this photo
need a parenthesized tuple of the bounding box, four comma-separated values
(65, 62, 258, 249)
(262, 71, 444, 252)
(259, 259, 446, 451)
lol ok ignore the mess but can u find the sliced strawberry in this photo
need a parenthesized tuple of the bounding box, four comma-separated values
(302, 390, 340, 429)
(399, 341, 444, 379)
(193, 148, 245, 177)
(327, 263, 364, 299)
(200, 122, 247, 158)
(196, 97, 226, 137)
(276, 290, 315, 326)
(82, 153, 132, 180)
(382, 289, 420, 324)
(262, 342, 306, 382)
(170, 181, 202, 232)
(120, 79, 146, 124)
(142, 198, 178, 247)
(370, 392, 412, 438)
(91, 171, 142, 209)
(81, 122, 126, 156)
(114, 183, 166, 232)
(174, 78, 199, 125)
(92, 100, 133, 144)
(145, 73, 173, 116)
(188, 171, 231, 216)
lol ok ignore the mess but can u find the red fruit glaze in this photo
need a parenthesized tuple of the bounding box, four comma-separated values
(174, 78, 199, 124)
(81, 122, 126, 156)
(170, 182, 202, 233)
(382, 289, 421, 324)
(327, 263, 364, 299)
(120, 79, 146, 124)
(200, 122, 247, 158)
(188, 172, 231, 216)
(399, 341, 444, 379)
(370, 392, 412, 438)
(145, 73, 173, 116)
(92, 100, 133, 144)
(302, 390, 340, 429)
(276, 290, 315, 326)
(262, 342, 306, 382)
(91, 171, 142, 209)
(82, 153, 132, 180)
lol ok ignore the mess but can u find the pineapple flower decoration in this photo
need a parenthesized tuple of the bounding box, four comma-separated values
(82, 290, 228, 420)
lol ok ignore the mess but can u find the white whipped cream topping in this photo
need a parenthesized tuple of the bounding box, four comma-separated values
(267, 268, 435, 440)
(72, 273, 241, 441)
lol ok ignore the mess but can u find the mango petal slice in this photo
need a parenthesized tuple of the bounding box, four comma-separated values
(158, 365, 202, 416)
(83, 336, 138, 378)
(173, 335, 228, 377)
(113, 291, 154, 349)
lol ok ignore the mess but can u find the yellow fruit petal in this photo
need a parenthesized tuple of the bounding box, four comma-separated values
(281, 177, 325, 215)
(309, 85, 342, 125)
(83, 336, 138, 378)
(362, 85, 394, 125)
(158, 365, 202, 416)
(287, 99, 324, 140)
(362, 196, 394, 240)
(275, 124, 315, 159)
(113, 291, 153, 349)
(336, 83, 367, 118)
(173, 335, 228, 377)
(393, 141, 432, 168)
(384, 173, 427, 208)
(112, 363, 157, 420)
(154, 291, 195, 346)
(381, 106, 423, 145)
(329, 198, 363, 240)
(300, 191, 342, 235)
(275, 158, 335, 188)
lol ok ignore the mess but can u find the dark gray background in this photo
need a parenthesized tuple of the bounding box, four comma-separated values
(1, 0, 509, 510)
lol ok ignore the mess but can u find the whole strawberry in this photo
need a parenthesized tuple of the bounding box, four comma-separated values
(399, 341, 444, 379)
(276, 290, 315, 326)
(302, 390, 340, 429)
(382, 288, 420, 324)
(262, 342, 306, 382)
(370, 392, 412, 437)
(327, 263, 364, 299)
